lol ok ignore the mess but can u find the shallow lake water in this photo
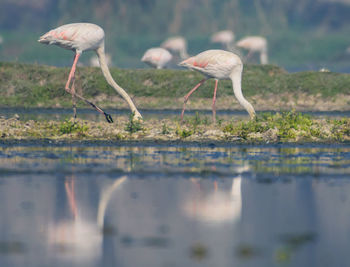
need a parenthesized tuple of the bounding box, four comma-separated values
(1, 142, 350, 267)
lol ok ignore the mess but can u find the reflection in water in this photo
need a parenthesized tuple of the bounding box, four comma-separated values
(183, 175, 243, 224)
(0, 144, 350, 267)
(47, 175, 126, 265)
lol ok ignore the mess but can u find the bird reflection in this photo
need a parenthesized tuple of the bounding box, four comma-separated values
(47, 175, 127, 263)
(183, 165, 249, 224)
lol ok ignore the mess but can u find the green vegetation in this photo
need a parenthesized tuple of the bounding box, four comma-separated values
(185, 112, 210, 128)
(58, 119, 89, 135)
(1, 112, 350, 142)
(161, 123, 171, 135)
(175, 125, 194, 139)
(0, 62, 350, 143)
(0, 62, 349, 110)
(223, 111, 327, 141)
(124, 113, 143, 134)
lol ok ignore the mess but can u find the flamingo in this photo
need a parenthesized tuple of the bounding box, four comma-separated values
(38, 23, 142, 122)
(211, 30, 235, 51)
(236, 36, 268, 64)
(161, 36, 189, 59)
(178, 49, 255, 123)
(141, 47, 173, 69)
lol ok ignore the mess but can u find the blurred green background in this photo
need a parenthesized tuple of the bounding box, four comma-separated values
(0, 0, 350, 72)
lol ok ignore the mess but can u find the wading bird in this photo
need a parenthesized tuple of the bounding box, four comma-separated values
(236, 36, 268, 64)
(161, 36, 189, 59)
(38, 23, 142, 122)
(211, 30, 235, 51)
(141, 47, 173, 69)
(178, 49, 255, 123)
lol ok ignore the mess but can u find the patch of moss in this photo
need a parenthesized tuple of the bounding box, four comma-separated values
(223, 111, 326, 141)
(175, 123, 194, 138)
(58, 119, 89, 135)
(124, 113, 143, 134)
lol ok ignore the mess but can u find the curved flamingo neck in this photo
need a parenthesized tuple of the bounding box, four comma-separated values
(96, 45, 142, 119)
(230, 66, 256, 119)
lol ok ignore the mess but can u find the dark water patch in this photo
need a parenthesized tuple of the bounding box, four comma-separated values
(0, 241, 27, 254)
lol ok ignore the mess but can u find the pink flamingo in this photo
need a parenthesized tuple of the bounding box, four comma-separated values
(38, 23, 142, 122)
(211, 30, 235, 51)
(141, 47, 173, 69)
(161, 36, 189, 59)
(179, 49, 255, 123)
(236, 36, 268, 65)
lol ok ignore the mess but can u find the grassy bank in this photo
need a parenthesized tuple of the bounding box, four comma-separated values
(0, 62, 350, 111)
(1, 111, 350, 143)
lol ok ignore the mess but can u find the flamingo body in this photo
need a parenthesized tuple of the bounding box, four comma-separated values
(161, 36, 189, 59)
(38, 23, 142, 121)
(236, 36, 266, 52)
(236, 36, 268, 64)
(179, 49, 241, 79)
(141, 47, 172, 69)
(179, 50, 255, 122)
(211, 30, 235, 50)
(39, 23, 104, 52)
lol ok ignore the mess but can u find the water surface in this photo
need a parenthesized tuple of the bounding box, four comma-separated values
(0, 143, 349, 267)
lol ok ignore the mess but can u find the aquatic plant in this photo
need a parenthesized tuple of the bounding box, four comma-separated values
(331, 118, 350, 140)
(223, 111, 323, 141)
(175, 123, 193, 138)
(125, 112, 143, 134)
(58, 119, 89, 135)
(161, 123, 171, 134)
(190, 112, 210, 126)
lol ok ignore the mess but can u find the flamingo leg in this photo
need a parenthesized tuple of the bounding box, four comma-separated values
(62, 53, 113, 123)
(181, 78, 207, 122)
(65, 52, 80, 93)
(212, 79, 218, 124)
(71, 76, 77, 120)
(245, 50, 253, 62)
(65, 53, 80, 118)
